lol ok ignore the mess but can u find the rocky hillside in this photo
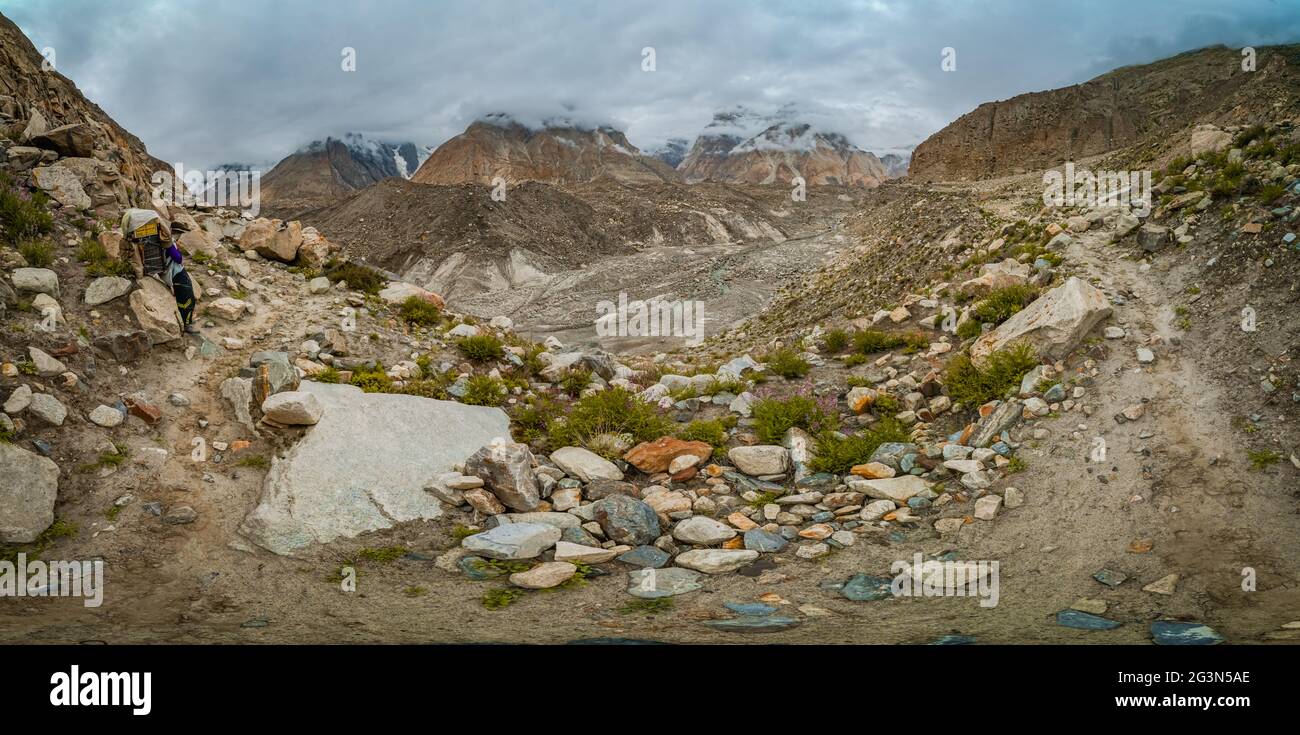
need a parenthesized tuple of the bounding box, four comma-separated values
(259, 133, 427, 216)
(0, 13, 168, 211)
(678, 106, 893, 187)
(910, 45, 1300, 182)
(411, 114, 679, 186)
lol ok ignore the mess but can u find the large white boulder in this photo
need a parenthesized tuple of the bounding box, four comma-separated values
(970, 277, 1111, 365)
(240, 382, 511, 555)
(0, 442, 58, 543)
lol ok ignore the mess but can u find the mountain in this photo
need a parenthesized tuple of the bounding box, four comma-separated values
(645, 138, 690, 168)
(677, 106, 892, 186)
(909, 44, 1300, 182)
(880, 152, 911, 178)
(258, 132, 427, 214)
(410, 114, 679, 186)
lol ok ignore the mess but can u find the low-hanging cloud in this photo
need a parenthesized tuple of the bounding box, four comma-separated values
(3, 0, 1297, 169)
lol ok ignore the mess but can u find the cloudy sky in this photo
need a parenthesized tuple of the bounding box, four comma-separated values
(4, 0, 1298, 170)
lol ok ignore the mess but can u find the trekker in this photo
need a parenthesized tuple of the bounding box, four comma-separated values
(122, 208, 198, 334)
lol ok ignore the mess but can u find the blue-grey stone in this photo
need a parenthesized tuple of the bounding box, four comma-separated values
(931, 634, 976, 645)
(990, 441, 1011, 456)
(457, 555, 505, 580)
(842, 574, 893, 601)
(1093, 568, 1127, 587)
(617, 545, 670, 568)
(900, 452, 918, 473)
(723, 471, 785, 493)
(595, 494, 661, 545)
(907, 497, 931, 509)
(797, 472, 837, 489)
(724, 602, 776, 616)
(561, 526, 602, 547)
(705, 615, 801, 632)
(1057, 609, 1121, 630)
(743, 529, 788, 552)
(1044, 384, 1066, 402)
(811, 511, 834, 523)
(869, 442, 918, 470)
(1150, 621, 1224, 646)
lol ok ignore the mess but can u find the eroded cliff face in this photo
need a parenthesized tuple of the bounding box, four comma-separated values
(909, 45, 1300, 182)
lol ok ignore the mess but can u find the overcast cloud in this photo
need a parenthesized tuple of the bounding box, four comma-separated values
(3, 0, 1298, 169)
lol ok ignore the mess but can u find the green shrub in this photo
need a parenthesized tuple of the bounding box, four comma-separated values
(1234, 125, 1265, 149)
(852, 329, 929, 356)
(1248, 449, 1282, 471)
(1245, 140, 1276, 160)
(763, 347, 810, 379)
(558, 366, 593, 397)
(677, 418, 730, 458)
(1257, 183, 1286, 205)
(323, 260, 385, 294)
(17, 238, 53, 267)
(349, 364, 393, 393)
(510, 395, 564, 443)
(399, 296, 441, 326)
(872, 393, 899, 418)
(400, 378, 449, 399)
(314, 366, 341, 383)
(972, 284, 1038, 326)
(956, 318, 983, 341)
(808, 418, 909, 474)
(77, 238, 131, 276)
(0, 175, 53, 244)
(751, 392, 837, 444)
(943, 342, 1038, 407)
(458, 334, 504, 362)
(462, 375, 507, 406)
(821, 328, 850, 353)
(547, 388, 673, 458)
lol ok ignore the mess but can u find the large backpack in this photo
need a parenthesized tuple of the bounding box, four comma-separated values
(121, 209, 170, 276)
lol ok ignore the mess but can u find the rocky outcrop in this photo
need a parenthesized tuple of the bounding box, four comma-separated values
(0, 13, 168, 199)
(909, 45, 1300, 181)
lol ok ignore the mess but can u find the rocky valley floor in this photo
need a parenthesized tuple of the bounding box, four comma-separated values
(3, 120, 1300, 645)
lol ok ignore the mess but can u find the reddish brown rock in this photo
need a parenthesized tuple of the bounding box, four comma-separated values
(125, 397, 161, 425)
(622, 437, 713, 474)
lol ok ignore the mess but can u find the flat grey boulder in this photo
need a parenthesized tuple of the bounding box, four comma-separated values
(0, 442, 58, 543)
(728, 445, 790, 476)
(260, 391, 323, 425)
(12, 268, 59, 297)
(462, 522, 561, 560)
(675, 548, 759, 574)
(847, 475, 931, 503)
(84, 276, 133, 306)
(550, 445, 624, 481)
(240, 382, 511, 555)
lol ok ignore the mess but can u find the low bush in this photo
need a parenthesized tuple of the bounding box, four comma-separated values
(942, 342, 1038, 407)
(808, 418, 910, 474)
(547, 388, 673, 458)
(458, 334, 504, 362)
